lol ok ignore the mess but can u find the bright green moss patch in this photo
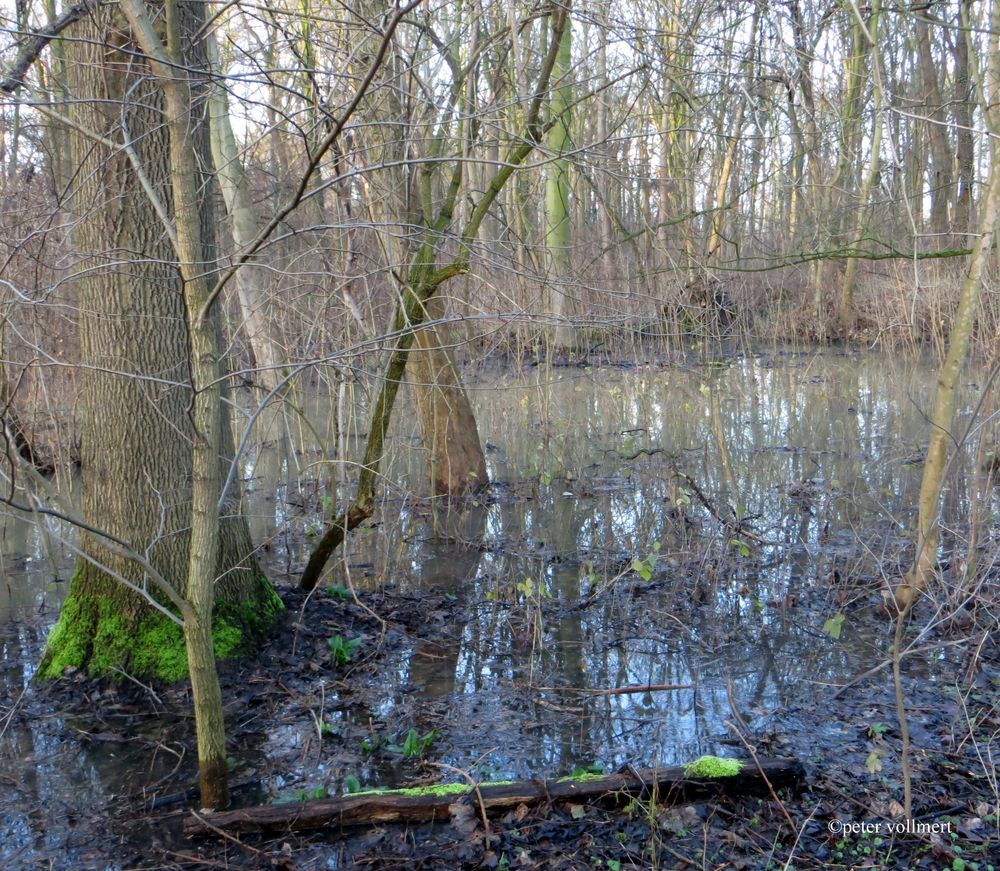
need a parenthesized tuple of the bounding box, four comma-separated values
(556, 772, 607, 784)
(350, 780, 520, 798)
(138, 621, 185, 680)
(38, 591, 88, 678)
(38, 568, 284, 683)
(684, 755, 743, 778)
(348, 776, 598, 800)
(218, 577, 284, 642)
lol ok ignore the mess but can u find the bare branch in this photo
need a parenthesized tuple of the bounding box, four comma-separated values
(0, 1, 93, 94)
(195, 0, 424, 326)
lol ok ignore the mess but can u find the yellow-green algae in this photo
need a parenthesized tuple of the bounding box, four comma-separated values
(352, 783, 475, 798)
(39, 569, 283, 682)
(683, 755, 743, 778)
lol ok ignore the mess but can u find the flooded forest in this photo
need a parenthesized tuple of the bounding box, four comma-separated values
(1, 0, 999, 868)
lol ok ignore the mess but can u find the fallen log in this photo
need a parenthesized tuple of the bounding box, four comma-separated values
(184, 756, 804, 837)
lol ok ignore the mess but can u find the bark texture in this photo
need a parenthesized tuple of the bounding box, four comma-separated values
(899, 0, 1000, 606)
(39, 3, 280, 683)
(544, 14, 576, 351)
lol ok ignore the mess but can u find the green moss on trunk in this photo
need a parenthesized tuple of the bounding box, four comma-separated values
(38, 568, 283, 682)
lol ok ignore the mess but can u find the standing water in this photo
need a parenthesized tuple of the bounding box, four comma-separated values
(1, 347, 994, 866)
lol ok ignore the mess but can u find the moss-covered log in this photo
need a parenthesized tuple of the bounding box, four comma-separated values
(184, 757, 804, 837)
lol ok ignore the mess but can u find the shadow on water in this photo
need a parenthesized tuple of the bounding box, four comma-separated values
(1, 347, 995, 864)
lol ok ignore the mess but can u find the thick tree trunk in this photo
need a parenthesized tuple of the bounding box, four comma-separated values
(38, 3, 281, 685)
(410, 311, 488, 497)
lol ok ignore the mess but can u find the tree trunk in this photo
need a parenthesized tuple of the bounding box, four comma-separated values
(915, 12, 953, 243)
(299, 3, 570, 590)
(789, 0, 831, 326)
(206, 34, 285, 395)
(544, 13, 576, 352)
(952, 0, 976, 239)
(840, 0, 883, 330)
(595, 0, 613, 279)
(705, 7, 758, 268)
(39, 3, 281, 687)
(409, 298, 488, 497)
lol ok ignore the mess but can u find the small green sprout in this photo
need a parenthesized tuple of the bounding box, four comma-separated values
(328, 635, 363, 664)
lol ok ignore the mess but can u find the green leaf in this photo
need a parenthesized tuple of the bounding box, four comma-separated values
(328, 634, 363, 664)
(822, 613, 846, 640)
(395, 728, 438, 758)
(343, 775, 361, 794)
(865, 750, 882, 774)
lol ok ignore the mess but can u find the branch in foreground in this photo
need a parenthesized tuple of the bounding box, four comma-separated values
(185, 757, 805, 837)
(0, 2, 92, 94)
